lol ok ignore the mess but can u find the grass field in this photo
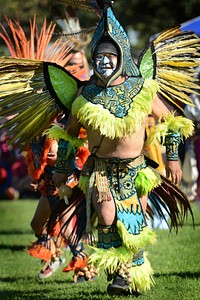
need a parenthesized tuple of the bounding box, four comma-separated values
(0, 199, 199, 300)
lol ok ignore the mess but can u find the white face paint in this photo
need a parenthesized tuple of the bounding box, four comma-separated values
(95, 53, 118, 78)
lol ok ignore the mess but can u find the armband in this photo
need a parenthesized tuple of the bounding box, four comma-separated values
(56, 139, 76, 174)
(163, 131, 181, 161)
(45, 124, 87, 174)
(146, 113, 194, 150)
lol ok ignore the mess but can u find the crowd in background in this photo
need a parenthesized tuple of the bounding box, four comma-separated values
(0, 118, 40, 200)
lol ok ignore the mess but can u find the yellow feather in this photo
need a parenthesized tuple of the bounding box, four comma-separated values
(158, 81, 191, 99)
(154, 26, 181, 43)
(158, 60, 199, 68)
(158, 87, 193, 106)
(157, 70, 200, 86)
(155, 38, 200, 51)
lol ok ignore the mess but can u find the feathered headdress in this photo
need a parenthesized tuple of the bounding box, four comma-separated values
(0, 15, 71, 65)
(91, 6, 141, 86)
(50, 4, 92, 51)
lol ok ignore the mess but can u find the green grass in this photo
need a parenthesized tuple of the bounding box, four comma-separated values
(0, 199, 199, 300)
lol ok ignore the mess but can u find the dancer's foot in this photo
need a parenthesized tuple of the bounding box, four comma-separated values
(107, 275, 130, 295)
(38, 257, 65, 279)
(107, 275, 142, 296)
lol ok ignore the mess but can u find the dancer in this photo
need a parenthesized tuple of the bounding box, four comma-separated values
(48, 1, 197, 295)
(0, 14, 91, 281)
(0, 0, 198, 295)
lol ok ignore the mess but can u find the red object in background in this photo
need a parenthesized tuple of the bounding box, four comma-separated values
(6, 187, 19, 200)
(0, 167, 8, 184)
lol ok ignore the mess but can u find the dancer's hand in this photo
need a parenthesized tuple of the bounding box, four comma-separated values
(165, 160, 182, 185)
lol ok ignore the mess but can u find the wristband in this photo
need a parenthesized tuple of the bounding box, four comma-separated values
(164, 132, 181, 161)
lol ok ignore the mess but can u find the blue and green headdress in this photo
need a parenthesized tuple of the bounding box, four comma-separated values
(91, 6, 142, 86)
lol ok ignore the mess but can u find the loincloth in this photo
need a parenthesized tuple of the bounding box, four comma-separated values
(81, 154, 148, 234)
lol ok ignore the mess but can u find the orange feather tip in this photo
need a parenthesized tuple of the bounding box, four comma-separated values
(62, 256, 88, 272)
(27, 242, 52, 261)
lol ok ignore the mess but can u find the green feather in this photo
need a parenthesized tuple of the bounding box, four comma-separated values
(48, 64, 79, 110)
(139, 47, 154, 80)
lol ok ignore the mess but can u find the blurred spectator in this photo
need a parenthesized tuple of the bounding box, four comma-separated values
(182, 70, 200, 204)
(0, 118, 36, 200)
(66, 49, 91, 80)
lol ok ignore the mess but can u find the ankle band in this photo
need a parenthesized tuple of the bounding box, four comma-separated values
(69, 243, 85, 257)
(37, 235, 50, 244)
(132, 249, 144, 266)
(97, 224, 122, 249)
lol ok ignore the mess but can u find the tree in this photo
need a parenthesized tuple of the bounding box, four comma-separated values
(0, 0, 200, 52)
(114, 0, 200, 49)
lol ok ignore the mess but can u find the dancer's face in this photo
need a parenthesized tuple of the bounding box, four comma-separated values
(95, 52, 118, 78)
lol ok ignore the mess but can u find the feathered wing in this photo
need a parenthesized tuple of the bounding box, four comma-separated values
(138, 26, 200, 112)
(0, 58, 80, 150)
(0, 16, 84, 151)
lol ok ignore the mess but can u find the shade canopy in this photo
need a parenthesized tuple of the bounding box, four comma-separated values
(181, 16, 200, 37)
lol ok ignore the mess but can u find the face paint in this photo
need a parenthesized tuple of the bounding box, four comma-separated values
(95, 53, 118, 78)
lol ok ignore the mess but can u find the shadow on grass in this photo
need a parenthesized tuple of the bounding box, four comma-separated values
(183, 222, 200, 227)
(0, 276, 34, 283)
(0, 290, 52, 300)
(0, 244, 26, 251)
(0, 229, 33, 235)
(0, 286, 108, 300)
(0, 290, 110, 300)
(155, 270, 200, 279)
